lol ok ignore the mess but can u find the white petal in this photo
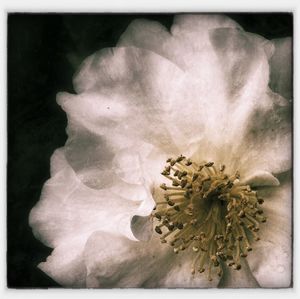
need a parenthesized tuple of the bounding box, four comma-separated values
(29, 149, 154, 249)
(247, 182, 292, 287)
(269, 38, 292, 100)
(58, 47, 196, 153)
(118, 14, 240, 71)
(83, 232, 170, 287)
(83, 231, 219, 288)
(38, 237, 87, 287)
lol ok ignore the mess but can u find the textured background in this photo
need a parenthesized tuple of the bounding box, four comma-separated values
(7, 13, 293, 288)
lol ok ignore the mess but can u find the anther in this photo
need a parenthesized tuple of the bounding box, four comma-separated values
(220, 164, 225, 172)
(177, 223, 184, 230)
(258, 198, 264, 204)
(170, 159, 176, 166)
(185, 159, 192, 166)
(234, 264, 241, 270)
(160, 183, 167, 190)
(205, 162, 214, 167)
(176, 155, 185, 162)
(155, 226, 162, 234)
(192, 173, 199, 181)
(181, 179, 188, 188)
(174, 205, 180, 212)
(154, 213, 162, 220)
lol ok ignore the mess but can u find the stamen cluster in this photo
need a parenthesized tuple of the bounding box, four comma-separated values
(152, 155, 266, 280)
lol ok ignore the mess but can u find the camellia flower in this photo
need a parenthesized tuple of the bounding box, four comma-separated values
(29, 14, 292, 288)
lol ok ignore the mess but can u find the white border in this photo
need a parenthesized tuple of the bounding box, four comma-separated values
(1, 1, 299, 299)
(0, 0, 298, 12)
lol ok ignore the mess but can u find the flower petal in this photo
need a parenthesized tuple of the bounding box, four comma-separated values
(119, 16, 291, 178)
(241, 170, 280, 187)
(58, 47, 196, 154)
(38, 237, 87, 287)
(269, 38, 292, 100)
(118, 14, 241, 72)
(83, 231, 219, 288)
(29, 148, 154, 249)
(247, 181, 292, 287)
(64, 18, 280, 165)
(60, 45, 233, 156)
(232, 93, 291, 177)
(218, 259, 259, 288)
(83, 232, 167, 287)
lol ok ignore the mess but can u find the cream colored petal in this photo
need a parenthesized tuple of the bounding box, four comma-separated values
(83, 231, 219, 288)
(247, 181, 292, 287)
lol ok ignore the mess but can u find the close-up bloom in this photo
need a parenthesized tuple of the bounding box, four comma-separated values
(29, 14, 292, 288)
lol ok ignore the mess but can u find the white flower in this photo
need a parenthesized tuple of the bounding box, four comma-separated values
(29, 14, 292, 288)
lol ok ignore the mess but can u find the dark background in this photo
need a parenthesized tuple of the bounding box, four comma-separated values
(7, 13, 293, 288)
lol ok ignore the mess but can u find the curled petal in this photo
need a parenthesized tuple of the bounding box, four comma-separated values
(241, 170, 280, 187)
(29, 149, 154, 248)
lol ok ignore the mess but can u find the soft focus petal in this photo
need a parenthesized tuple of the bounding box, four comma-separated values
(247, 181, 292, 287)
(269, 38, 292, 100)
(83, 231, 219, 288)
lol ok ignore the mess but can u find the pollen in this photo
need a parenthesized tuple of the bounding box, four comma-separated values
(152, 155, 266, 281)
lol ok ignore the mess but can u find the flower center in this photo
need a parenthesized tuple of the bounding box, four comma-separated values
(152, 155, 266, 281)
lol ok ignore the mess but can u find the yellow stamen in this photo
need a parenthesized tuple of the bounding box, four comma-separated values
(153, 155, 267, 280)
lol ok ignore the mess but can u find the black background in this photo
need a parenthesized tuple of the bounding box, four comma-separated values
(7, 13, 293, 288)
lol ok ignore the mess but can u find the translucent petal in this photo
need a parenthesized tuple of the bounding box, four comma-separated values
(269, 38, 292, 100)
